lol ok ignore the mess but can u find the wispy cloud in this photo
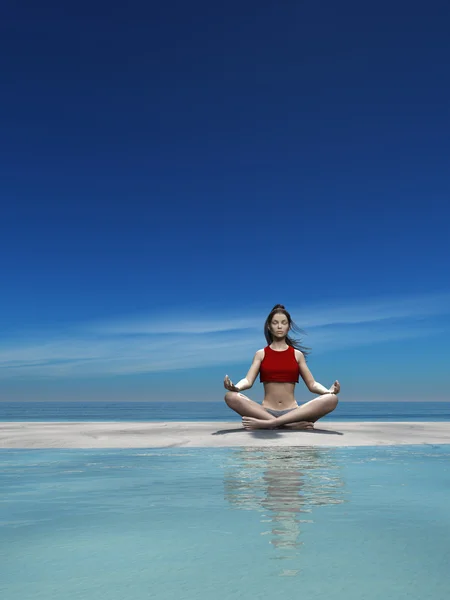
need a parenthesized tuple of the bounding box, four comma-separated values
(85, 291, 450, 333)
(1, 291, 449, 378)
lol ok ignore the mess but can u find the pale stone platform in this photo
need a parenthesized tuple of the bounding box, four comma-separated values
(1, 421, 450, 448)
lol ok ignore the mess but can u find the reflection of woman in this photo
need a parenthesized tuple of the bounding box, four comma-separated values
(223, 447, 346, 556)
(224, 304, 340, 430)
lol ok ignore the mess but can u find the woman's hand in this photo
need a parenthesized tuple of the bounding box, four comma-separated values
(329, 380, 340, 394)
(224, 375, 240, 392)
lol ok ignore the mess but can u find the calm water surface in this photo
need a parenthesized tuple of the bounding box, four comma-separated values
(1, 445, 449, 600)
(1, 401, 449, 422)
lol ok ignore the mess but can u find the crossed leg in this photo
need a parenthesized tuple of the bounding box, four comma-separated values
(241, 394, 339, 430)
(224, 391, 328, 430)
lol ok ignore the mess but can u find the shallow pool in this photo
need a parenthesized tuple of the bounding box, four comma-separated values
(1, 446, 449, 600)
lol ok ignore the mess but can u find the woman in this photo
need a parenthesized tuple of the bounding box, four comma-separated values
(224, 304, 340, 430)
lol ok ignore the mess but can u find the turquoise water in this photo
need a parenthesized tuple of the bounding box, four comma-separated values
(1, 446, 449, 600)
(1, 401, 450, 421)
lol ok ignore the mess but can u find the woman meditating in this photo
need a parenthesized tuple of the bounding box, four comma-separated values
(224, 304, 340, 430)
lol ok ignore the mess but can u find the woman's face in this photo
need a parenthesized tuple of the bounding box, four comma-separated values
(269, 312, 290, 338)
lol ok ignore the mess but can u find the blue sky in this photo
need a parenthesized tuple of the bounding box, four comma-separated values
(1, 0, 449, 402)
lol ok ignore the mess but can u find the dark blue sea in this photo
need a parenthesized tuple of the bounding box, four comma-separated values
(0, 401, 449, 422)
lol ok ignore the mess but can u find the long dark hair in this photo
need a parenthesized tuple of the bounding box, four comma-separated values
(264, 304, 311, 359)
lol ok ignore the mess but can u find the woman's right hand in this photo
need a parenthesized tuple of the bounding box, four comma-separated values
(224, 375, 240, 392)
(329, 380, 340, 394)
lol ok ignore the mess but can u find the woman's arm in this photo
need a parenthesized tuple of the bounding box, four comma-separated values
(224, 350, 264, 391)
(296, 350, 339, 395)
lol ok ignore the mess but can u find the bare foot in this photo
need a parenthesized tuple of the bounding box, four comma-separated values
(280, 422, 315, 430)
(242, 416, 277, 430)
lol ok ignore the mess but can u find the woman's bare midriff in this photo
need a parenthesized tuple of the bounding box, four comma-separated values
(261, 382, 299, 411)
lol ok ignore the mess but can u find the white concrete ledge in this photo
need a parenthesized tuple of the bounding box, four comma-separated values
(1, 421, 450, 448)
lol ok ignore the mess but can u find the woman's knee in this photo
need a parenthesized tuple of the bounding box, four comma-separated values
(224, 391, 240, 405)
(326, 393, 339, 411)
(318, 393, 338, 412)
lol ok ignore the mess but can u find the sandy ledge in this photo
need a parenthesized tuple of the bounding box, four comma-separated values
(0, 421, 450, 448)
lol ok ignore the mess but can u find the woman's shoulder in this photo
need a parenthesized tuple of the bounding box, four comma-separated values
(254, 347, 266, 360)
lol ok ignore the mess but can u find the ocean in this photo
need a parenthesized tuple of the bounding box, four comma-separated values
(0, 401, 449, 422)
(2, 445, 449, 600)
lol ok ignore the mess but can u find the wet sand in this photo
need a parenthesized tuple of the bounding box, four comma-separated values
(1, 421, 450, 448)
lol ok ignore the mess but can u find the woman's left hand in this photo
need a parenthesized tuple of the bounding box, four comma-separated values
(329, 380, 340, 394)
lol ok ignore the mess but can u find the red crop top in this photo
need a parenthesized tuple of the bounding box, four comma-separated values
(259, 345, 300, 383)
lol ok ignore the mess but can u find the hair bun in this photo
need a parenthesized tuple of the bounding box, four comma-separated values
(271, 304, 285, 311)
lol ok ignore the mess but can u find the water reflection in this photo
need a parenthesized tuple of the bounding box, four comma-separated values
(223, 447, 347, 570)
